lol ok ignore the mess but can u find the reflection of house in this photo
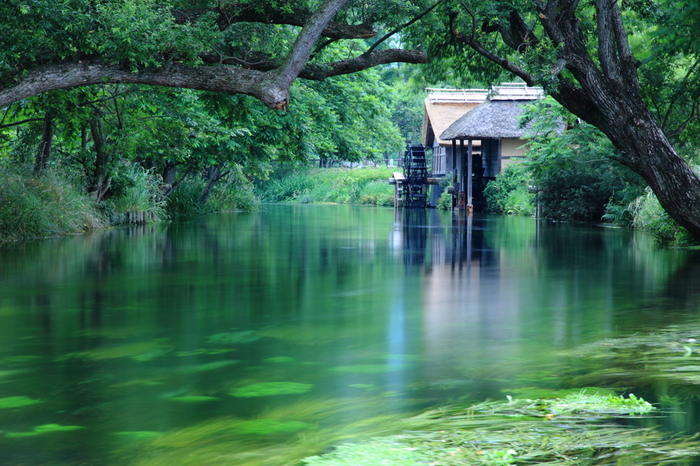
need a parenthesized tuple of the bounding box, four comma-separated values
(421, 83, 544, 211)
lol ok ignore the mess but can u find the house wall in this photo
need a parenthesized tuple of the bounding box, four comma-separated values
(500, 138, 527, 170)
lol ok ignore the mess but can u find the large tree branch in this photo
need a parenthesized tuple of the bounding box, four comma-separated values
(0, 0, 354, 110)
(0, 47, 427, 111)
(453, 31, 536, 85)
(366, 0, 446, 54)
(0, 61, 272, 110)
(201, 48, 427, 79)
(172, 5, 375, 40)
(596, 0, 621, 81)
(299, 49, 427, 80)
(273, 0, 351, 93)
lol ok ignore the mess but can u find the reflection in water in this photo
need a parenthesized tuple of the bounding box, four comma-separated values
(1, 205, 700, 464)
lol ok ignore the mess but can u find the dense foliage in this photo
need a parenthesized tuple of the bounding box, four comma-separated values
(4, 0, 700, 241)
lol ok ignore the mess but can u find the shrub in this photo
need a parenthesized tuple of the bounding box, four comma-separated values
(105, 163, 167, 222)
(484, 164, 534, 215)
(166, 169, 258, 217)
(630, 188, 695, 245)
(0, 167, 106, 241)
(436, 190, 452, 211)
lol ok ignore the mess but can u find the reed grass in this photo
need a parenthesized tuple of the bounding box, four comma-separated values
(0, 167, 106, 241)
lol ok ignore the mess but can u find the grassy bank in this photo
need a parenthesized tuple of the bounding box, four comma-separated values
(0, 168, 107, 241)
(255, 166, 396, 207)
(0, 163, 259, 242)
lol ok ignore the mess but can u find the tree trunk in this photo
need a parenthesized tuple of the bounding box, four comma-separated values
(590, 96, 700, 235)
(88, 117, 111, 201)
(457, 0, 700, 237)
(199, 164, 228, 205)
(33, 114, 53, 177)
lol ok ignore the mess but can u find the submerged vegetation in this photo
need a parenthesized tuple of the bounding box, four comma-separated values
(302, 394, 691, 466)
(96, 323, 700, 466)
(559, 324, 700, 395)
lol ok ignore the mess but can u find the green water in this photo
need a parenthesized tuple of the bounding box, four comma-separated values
(0, 204, 699, 465)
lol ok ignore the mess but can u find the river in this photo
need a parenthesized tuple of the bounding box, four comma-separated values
(1, 204, 699, 465)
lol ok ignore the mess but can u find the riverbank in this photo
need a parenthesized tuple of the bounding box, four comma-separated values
(0, 165, 256, 242)
(255, 166, 396, 206)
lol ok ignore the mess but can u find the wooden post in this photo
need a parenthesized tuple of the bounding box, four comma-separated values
(458, 139, 463, 211)
(467, 139, 473, 213)
(451, 139, 457, 210)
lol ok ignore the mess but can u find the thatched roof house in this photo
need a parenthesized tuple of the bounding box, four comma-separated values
(440, 99, 535, 140)
(424, 83, 544, 211)
(422, 88, 488, 149)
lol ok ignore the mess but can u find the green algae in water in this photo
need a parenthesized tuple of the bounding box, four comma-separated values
(175, 360, 239, 373)
(6, 424, 84, 438)
(207, 331, 260, 345)
(56, 341, 166, 361)
(112, 379, 165, 388)
(330, 364, 393, 374)
(560, 323, 700, 390)
(231, 419, 311, 435)
(131, 349, 171, 361)
(264, 356, 295, 363)
(349, 384, 377, 390)
(230, 382, 313, 397)
(176, 348, 235, 357)
(301, 395, 689, 466)
(114, 431, 163, 442)
(0, 396, 42, 409)
(167, 396, 219, 403)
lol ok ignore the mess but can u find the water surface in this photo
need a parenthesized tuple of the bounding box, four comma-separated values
(1, 205, 699, 464)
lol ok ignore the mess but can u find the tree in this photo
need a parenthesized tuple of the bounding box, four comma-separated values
(0, 0, 428, 110)
(419, 0, 700, 236)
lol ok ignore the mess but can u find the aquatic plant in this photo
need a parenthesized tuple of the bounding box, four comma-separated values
(301, 395, 692, 466)
(124, 398, 412, 466)
(166, 396, 219, 403)
(207, 331, 260, 345)
(231, 419, 311, 435)
(0, 396, 42, 409)
(230, 382, 313, 397)
(6, 424, 84, 438)
(56, 340, 168, 361)
(330, 364, 393, 374)
(176, 348, 235, 357)
(264, 357, 295, 363)
(559, 324, 700, 393)
(114, 431, 163, 442)
(174, 360, 239, 373)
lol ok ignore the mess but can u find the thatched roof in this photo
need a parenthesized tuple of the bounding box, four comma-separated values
(422, 101, 482, 147)
(440, 100, 534, 140)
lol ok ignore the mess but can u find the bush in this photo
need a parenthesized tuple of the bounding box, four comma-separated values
(436, 190, 452, 211)
(630, 188, 695, 245)
(0, 167, 106, 241)
(255, 166, 315, 203)
(166, 169, 258, 217)
(484, 164, 534, 215)
(206, 172, 258, 213)
(522, 98, 646, 223)
(105, 163, 167, 222)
